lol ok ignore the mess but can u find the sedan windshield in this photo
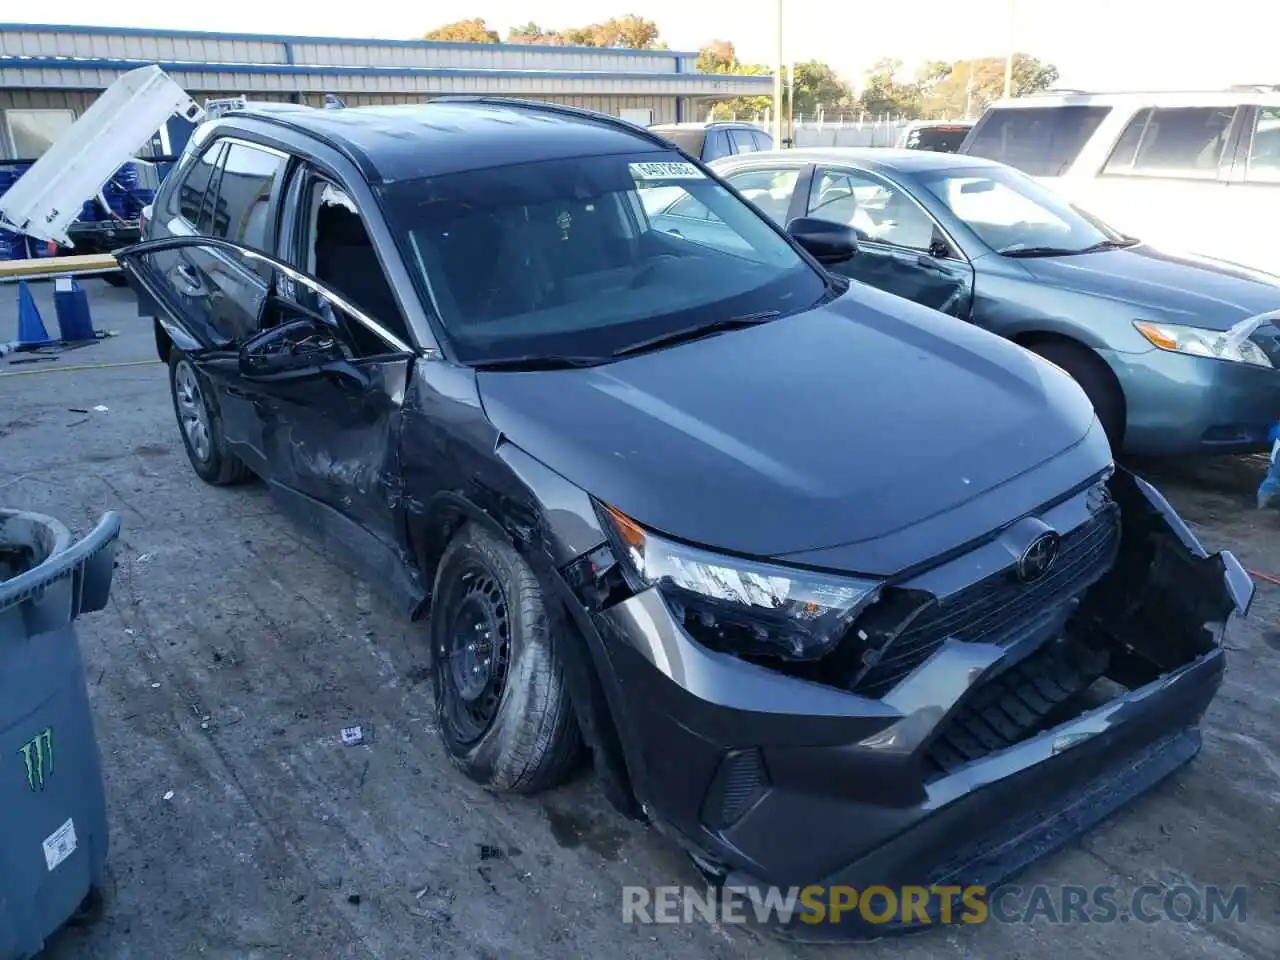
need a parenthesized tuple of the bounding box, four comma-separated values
(917, 164, 1127, 256)
(378, 152, 825, 363)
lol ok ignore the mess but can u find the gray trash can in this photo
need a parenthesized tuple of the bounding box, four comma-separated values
(0, 509, 121, 960)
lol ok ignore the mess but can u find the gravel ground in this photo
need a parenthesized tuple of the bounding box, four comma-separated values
(1, 281, 1277, 960)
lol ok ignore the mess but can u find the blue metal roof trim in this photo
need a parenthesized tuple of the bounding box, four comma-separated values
(0, 56, 774, 86)
(0, 22, 702, 60)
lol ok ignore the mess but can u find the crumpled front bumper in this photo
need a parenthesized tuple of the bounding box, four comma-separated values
(583, 470, 1253, 940)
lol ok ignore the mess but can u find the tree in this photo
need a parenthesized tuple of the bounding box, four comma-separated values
(425, 18, 500, 44)
(858, 58, 920, 117)
(791, 60, 853, 118)
(921, 54, 1059, 118)
(696, 40, 738, 74)
(508, 22, 558, 44)
(696, 41, 772, 119)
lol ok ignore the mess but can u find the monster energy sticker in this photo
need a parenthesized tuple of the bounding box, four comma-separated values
(19, 727, 54, 791)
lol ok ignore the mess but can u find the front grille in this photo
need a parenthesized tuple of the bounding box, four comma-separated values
(921, 633, 1109, 780)
(851, 502, 1121, 698)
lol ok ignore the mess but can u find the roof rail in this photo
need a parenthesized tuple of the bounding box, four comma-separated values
(428, 96, 674, 149)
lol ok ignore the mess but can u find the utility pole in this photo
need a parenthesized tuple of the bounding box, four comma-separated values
(1002, 0, 1017, 100)
(772, 0, 784, 146)
(787, 61, 796, 144)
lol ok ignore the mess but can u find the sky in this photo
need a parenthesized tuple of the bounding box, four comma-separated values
(30, 0, 1277, 92)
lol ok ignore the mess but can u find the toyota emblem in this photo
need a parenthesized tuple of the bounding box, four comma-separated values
(1017, 532, 1060, 583)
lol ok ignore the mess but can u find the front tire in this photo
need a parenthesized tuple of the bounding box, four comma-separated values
(430, 524, 582, 793)
(168, 352, 253, 485)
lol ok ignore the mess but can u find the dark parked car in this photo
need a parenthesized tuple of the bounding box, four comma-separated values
(695, 148, 1280, 456)
(649, 120, 773, 162)
(118, 99, 1251, 938)
(894, 119, 975, 153)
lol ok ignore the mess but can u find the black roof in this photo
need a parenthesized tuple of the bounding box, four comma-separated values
(234, 98, 671, 184)
(722, 147, 1001, 175)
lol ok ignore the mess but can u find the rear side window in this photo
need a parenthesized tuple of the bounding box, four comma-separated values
(656, 128, 707, 158)
(703, 130, 733, 162)
(729, 129, 758, 154)
(208, 142, 289, 249)
(1102, 109, 1152, 172)
(175, 144, 222, 227)
(963, 106, 1111, 176)
(1107, 106, 1236, 177)
(1246, 106, 1280, 183)
(751, 130, 774, 151)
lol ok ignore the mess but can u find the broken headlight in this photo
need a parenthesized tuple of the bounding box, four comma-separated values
(600, 503, 880, 661)
(1134, 320, 1273, 368)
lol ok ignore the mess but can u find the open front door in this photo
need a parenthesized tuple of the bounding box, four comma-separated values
(118, 236, 417, 583)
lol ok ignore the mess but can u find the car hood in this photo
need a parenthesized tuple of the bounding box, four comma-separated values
(477, 284, 1098, 561)
(1018, 244, 1280, 331)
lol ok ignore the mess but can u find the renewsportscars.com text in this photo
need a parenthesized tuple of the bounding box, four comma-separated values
(621, 883, 1249, 927)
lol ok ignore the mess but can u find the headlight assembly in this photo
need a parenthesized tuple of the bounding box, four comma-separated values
(1134, 320, 1273, 368)
(599, 503, 880, 661)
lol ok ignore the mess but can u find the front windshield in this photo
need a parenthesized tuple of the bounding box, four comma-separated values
(378, 152, 824, 362)
(917, 164, 1124, 254)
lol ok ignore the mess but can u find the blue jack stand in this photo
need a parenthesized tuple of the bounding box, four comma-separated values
(53, 277, 96, 342)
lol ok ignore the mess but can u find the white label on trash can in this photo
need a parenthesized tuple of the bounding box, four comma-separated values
(54, 277, 73, 293)
(43, 818, 77, 871)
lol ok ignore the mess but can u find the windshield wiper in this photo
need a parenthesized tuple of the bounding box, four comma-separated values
(473, 354, 606, 371)
(612, 312, 781, 358)
(1077, 237, 1140, 253)
(999, 237, 1140, 258)
(997, 244, 1086, 258)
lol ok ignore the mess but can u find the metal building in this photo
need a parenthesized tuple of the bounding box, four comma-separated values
(0, 23, 773, 159)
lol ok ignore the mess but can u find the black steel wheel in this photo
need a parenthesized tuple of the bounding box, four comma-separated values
(436, 560, 513, 745)
(429, 523, 583, 793)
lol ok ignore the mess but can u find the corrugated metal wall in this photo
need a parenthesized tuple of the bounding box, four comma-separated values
(0, 88, 98, 113)
(0, 88, 680, 123)
(0, 24, 693, 74)
(0, 61, 763, 98)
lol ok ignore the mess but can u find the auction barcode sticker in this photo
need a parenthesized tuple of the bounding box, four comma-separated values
(629, 161, 705, 180)
(43, 818, 77, 872)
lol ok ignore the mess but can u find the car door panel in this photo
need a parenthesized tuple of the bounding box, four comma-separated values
(120, 236, 414, 560)
(248, 305, 411, 541)
(118, 239, 270, 469)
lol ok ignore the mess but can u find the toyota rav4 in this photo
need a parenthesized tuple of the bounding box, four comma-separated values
(113, 97, 1252, 939)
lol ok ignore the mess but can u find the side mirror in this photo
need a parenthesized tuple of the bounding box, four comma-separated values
(786, 217, 859, 265)
(238, 317, 366, 387)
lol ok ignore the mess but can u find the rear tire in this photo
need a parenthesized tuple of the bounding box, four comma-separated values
(168, 352, 253, 485)
(1028, 340, 1126, 449)
(430, 523, 583, 793)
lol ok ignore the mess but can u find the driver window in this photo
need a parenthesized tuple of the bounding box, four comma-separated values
(302, 180, 410, 355)
(808, 168, 936, 252)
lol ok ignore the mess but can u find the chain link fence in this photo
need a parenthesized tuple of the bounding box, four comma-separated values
(714, 108, 969, 148)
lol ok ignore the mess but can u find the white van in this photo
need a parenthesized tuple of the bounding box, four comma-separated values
(958, 89, 1280, 276)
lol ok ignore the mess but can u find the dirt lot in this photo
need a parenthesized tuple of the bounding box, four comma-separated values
(1, 282, 1277, 960)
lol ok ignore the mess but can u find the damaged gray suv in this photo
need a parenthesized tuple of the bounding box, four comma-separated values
(119, 97, 1254, 939)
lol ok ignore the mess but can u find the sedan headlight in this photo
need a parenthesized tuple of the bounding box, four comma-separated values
(600, 503, 880, 660)
(1134, 320, 1273, 368)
